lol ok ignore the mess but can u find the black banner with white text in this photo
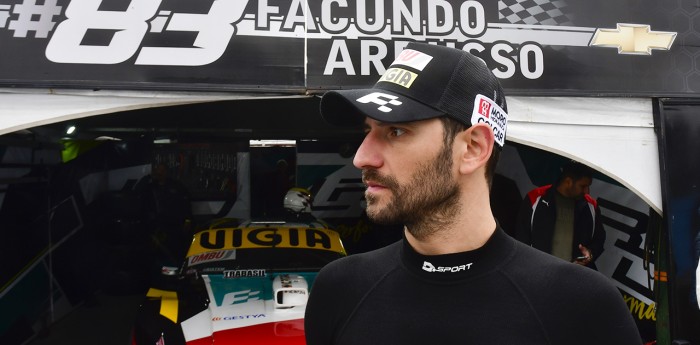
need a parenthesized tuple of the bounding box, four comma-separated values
(0, 0, 694, 95)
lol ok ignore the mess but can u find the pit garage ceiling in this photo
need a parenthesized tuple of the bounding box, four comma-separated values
(0, 89, 661, 213)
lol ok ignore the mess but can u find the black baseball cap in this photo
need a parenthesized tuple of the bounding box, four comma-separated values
(320, 42, 509, 148)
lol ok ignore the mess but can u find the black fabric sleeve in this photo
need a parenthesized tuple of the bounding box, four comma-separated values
(304, 245, 398, 345)
(575, 272, 642, 344)
(305, 260, 345, 345)
(590, 204, 606, 259)
(514, 195, 534, 245)
(506, 244, 642, 344)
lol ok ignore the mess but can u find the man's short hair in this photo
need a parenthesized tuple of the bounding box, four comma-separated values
(559, 160, 593, 183)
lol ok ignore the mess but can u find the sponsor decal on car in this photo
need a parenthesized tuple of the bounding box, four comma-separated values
(188, 249, 236, 266)
(223, 269, 266, 278)
(187, 227, 345, 257)
(212, 314, 266, 321)
(203, 267, 226, 272)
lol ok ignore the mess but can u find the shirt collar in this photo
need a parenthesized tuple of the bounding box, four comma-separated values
(400, 227, 514, 282)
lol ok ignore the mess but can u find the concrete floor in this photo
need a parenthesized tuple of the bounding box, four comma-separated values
(27, 292, 143, 345)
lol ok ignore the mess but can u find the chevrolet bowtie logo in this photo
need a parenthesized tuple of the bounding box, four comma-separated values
(589, 23, 676, 55)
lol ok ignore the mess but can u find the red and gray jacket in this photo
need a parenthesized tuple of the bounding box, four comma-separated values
(514, 184, 605, 268)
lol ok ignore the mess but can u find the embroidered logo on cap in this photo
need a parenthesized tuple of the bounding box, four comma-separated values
(356, 92, 402, 112)
(392, 49, 433, 71)
(471, 94, 508, 147)
(378, 67, 418, 88)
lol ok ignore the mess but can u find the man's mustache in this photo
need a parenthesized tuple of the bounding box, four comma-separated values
(362, 169, 399, 189)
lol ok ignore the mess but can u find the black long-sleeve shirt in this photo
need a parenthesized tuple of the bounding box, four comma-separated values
(305, 227, 640, 345)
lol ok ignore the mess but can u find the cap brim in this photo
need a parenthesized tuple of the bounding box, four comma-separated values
(320, 89, 445, 127)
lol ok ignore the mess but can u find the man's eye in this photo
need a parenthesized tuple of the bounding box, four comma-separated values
(389, 127, 406, 137)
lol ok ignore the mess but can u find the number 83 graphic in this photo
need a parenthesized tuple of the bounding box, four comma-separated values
(46, 0, 249, 65)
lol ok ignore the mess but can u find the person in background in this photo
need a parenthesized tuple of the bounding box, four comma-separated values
(135, 162, 192, 268)
(280, 187, 329, 229)
(305, 42, 640, 344)
(240, 187, 330, 230)
(515, 160, 605, 269)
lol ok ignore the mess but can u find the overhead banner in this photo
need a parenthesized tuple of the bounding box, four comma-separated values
(0, 0, 692, 95)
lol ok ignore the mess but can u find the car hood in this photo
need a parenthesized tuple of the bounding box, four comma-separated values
(180, 273, 314, 345)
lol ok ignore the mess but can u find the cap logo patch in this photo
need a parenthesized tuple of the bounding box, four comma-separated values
(478, 98, 492, 118)
(392, 49, 433, 71)
(356, 92, 402, 113)
(378, 67, 418, 88)
(472, 94, 508, 147)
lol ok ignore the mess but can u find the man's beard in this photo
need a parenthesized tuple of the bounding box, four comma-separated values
(362, 143, 461, 240)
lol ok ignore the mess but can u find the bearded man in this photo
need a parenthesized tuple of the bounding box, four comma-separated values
(516, 160, 606, 269)
(304, 42, 641, 345)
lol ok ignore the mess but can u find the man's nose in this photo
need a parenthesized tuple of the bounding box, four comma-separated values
(353, 134, 383, 170)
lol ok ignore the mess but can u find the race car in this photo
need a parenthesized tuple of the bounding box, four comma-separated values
(131, 221, 346, 345)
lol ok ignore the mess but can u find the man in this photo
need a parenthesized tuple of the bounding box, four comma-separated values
(305, 42, 640, 344)
(135, 162, 192, 266)
(515, 160, 605, 269)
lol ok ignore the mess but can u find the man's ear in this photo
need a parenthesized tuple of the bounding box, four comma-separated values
(561, 177, 573, 188)
(457, 123, 494, 175)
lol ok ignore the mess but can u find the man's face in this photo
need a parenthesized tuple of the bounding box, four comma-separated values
(565, 176, 592, 200)
(353, 117, 460, 235)
(153, 164, 169, 184)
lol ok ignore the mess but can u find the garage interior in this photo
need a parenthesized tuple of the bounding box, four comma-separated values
(1, 95, 374, 345)
(0, 93, 665, 344)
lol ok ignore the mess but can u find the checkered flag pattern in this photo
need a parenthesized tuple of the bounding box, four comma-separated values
(499, 0, 573, 26)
